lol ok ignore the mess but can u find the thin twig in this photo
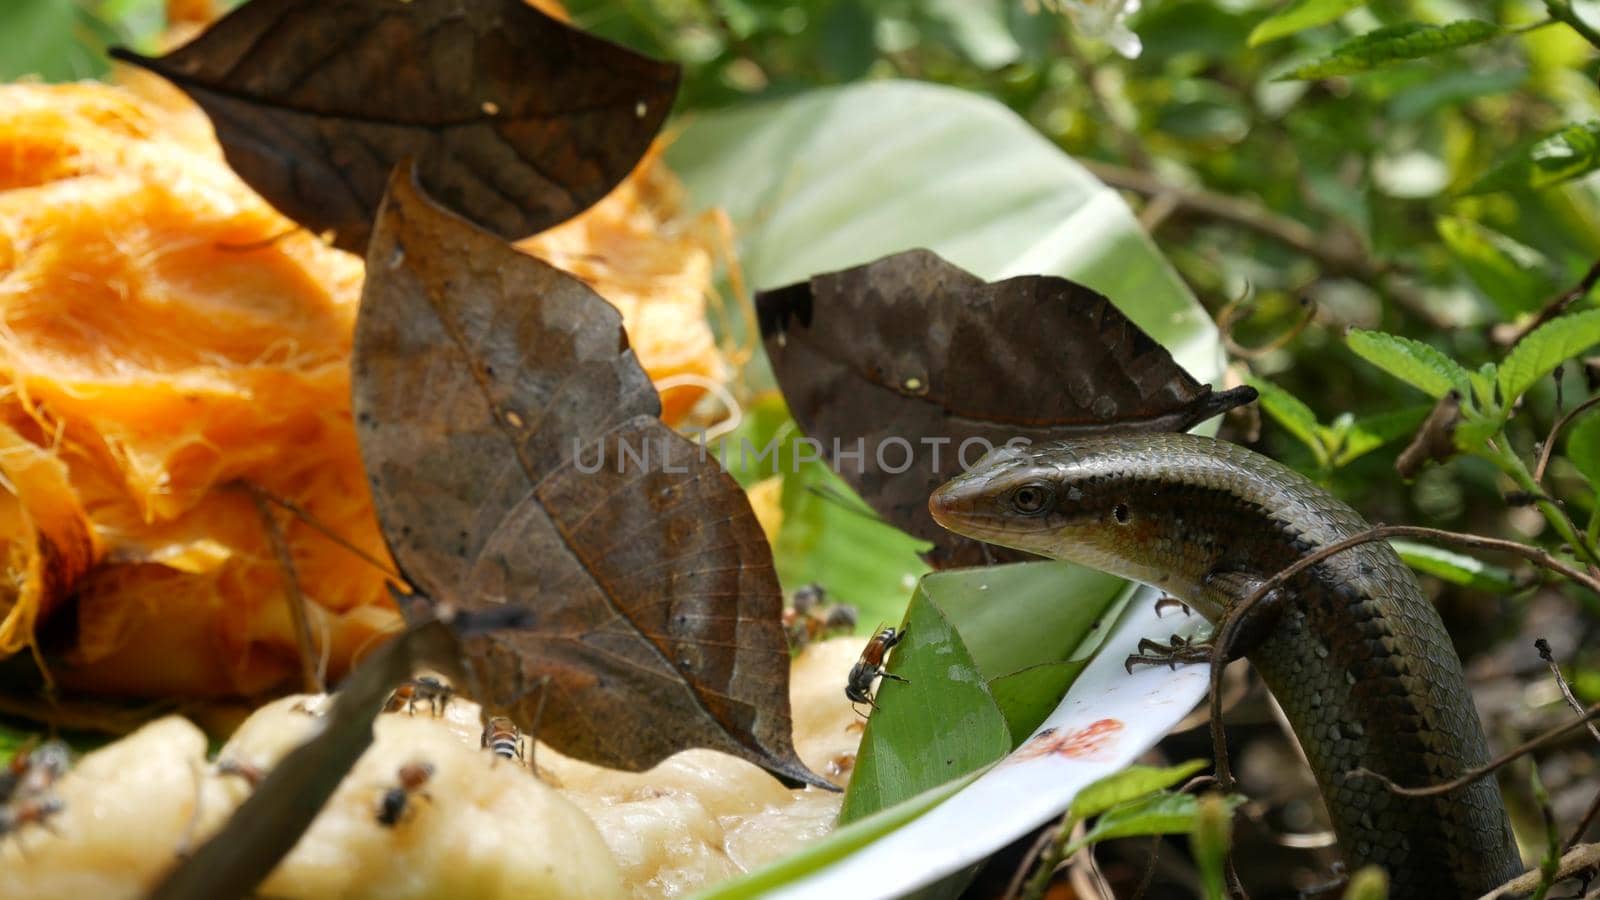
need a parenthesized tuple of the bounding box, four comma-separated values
(1349, 702, 1600, 798)
(1479, 841, 1600, 899)
(1208, 524, 1600, 786)
(1079, 160, 1444, 329)
(1218, 295, 1317, 361)
(1534, 638, 1600, 745)
(1130, 835, 1163, 900)
(1498, 259, 1600, 348)
(1565, 788, 1600, 852)
(1004, 820, 1060, 900)
(236, 481, 405, 583)
(249, 487, 324, 694)
(1534, 394, 1600, 483)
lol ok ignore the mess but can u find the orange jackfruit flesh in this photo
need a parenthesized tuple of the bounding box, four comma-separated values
(0, 74, 732, 702)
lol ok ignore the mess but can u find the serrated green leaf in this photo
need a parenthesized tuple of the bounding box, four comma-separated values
(1497, 309, 1600, 404)
(1248, 377, 1326, 462)
(1248, 0, 1369, 46)
(1436, 216, 1559, 316)
(1468, 121, 1600, 194)
(1333, 405, 1432, 466)
(1453, 415, 1502, 453)
(1064, 792, 1247, 855)
(1471, 362, 1500, 409)
(1391, 540, 1523, 591)
(1279, 21, 1501, 80)
(1070, 760, 1210, 819)
(1567, 411, 1600, 492)
(1346, 329, 1471, 399)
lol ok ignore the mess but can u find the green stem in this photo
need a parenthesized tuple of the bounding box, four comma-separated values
(1021, 815, 1077, 900)
(1485, 440, 1600, 568)
(1545, 0, 1600, 50)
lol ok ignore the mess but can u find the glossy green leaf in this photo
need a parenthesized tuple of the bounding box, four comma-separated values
(775, 461, 929, 633)
(921, 562, 1132, 741)
(1566, 411, 1600, 492)
(1346, 329, 1472, 399)
(1391, 540, 1524, 592)
(1063, 792, 1246, 855)
(667, 80, 1222, 382)
(1249, 376, 1326, 463)
(1070, 759, 1209, 819)
(1498, 310, 1600, 404)
(1468, 121, 1600, 194)
(1279, 21, 1501, 80)
(1436, 216, 1560, 317)
(987, 662, 1084, 743)
(925, 562, 1129, 683)
(838, 590, 1012, 824)
(1248, 0, 1369, 47)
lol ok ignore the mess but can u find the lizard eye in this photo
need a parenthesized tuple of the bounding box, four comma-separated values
(1009, 484, 1054, 515)
(1112, 503, 1130, 525)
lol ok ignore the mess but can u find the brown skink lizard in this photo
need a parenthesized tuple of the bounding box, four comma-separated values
(928, 433, 1521, 898)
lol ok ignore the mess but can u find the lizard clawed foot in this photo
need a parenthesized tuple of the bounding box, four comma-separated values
(1124, 634, 1213, 673)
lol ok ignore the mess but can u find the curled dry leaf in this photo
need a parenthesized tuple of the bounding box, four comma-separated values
(756, 249, 1257, 567)
(353, 168, 826, 788)
(112, 0, 680, 252)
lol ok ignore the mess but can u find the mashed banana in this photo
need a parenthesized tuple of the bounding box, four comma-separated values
(0, 638, 866, 899)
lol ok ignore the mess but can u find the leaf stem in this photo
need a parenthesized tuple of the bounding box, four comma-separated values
(1545, 0, 1600, 49)
(1483, 439, 1600, 569)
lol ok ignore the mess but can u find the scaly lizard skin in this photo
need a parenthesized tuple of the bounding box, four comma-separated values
(929, 433, 1521, 898)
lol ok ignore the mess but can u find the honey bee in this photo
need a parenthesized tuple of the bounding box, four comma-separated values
(0, 796, 63, 842)
(845, 625, 909, 712)
(384, 676, 454, 717)
(480, 717, 526, 765)
(376, 761, 434, 827)
(782, 584, 860, 650)
(0, 740, 70, 805)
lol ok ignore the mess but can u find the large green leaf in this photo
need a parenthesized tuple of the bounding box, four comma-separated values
(1497, 309, 1600, 403)
(1248, 0, 1369, 47)
(1468, 121, 1600, 195)
(668, 79, 1225, 621)
(775, 461, 929, 632)
(667, 80, 1221, 380)
(925, 561, 1132, 740)
(837, 589, 1012, 824)
(1279, 21, 1502, 80)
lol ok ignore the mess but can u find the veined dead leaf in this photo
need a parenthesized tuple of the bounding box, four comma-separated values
(353, 168, 826, 788)
(756, 249, 1256, 567)
(113, 0, 680, 252)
